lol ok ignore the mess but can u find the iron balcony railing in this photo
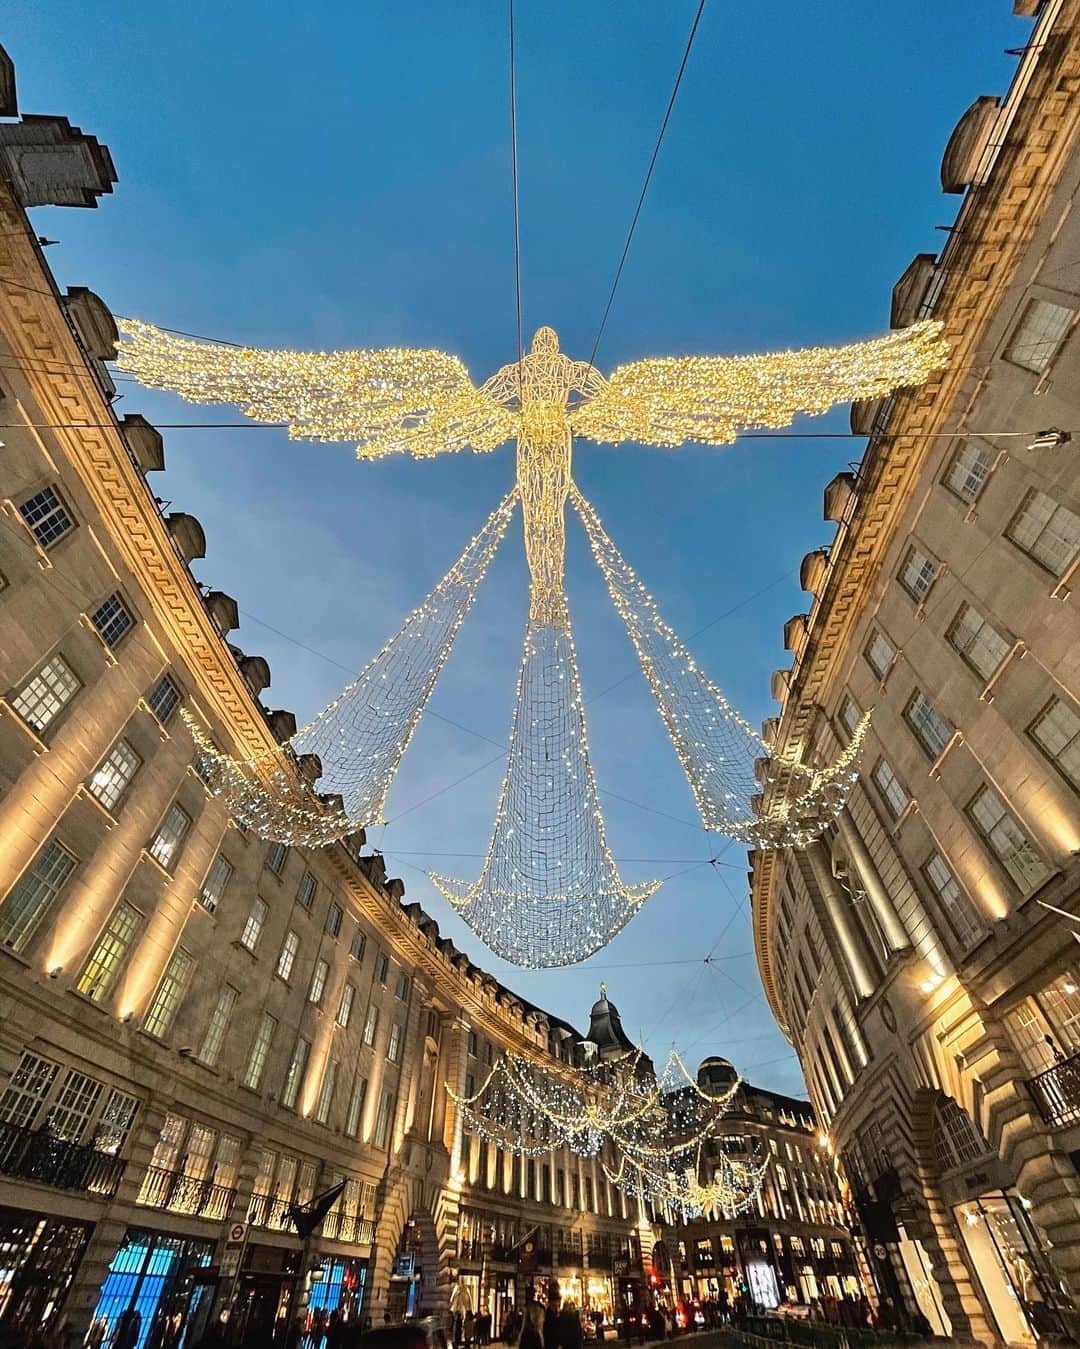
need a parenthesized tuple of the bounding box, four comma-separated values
(1027, 1050, 1080, 1127)
(0, 1119, 126, 1198)
(322, 1210, 376, 1246)
(137, 1164, 236, 1220)
(247, 1188, 295, 1231)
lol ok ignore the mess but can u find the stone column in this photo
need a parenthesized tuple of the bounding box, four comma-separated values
(805, 843, 876, 1000)
(443, 1016, 471, 1179)
(835, 810, 911, 953)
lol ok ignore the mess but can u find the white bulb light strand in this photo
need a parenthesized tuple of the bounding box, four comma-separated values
(183, 490, 518, 845)
(572, 484, 872, 848)
(430, 615, 660, 967)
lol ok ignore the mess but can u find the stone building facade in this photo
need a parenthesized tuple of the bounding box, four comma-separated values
(0, 62, 654, 1347)
(658, 1060, 862, 1315)
(751, 3, 1080, 1344)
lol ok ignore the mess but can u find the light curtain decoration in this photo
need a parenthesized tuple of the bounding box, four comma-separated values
(118, 317, 948, 965)
(447, 1045, 767, 1219)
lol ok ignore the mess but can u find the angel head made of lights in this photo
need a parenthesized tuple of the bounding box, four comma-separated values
(118, 316, 947, 966)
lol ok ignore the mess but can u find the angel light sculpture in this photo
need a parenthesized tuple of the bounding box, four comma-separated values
(118, 317, 948, 966)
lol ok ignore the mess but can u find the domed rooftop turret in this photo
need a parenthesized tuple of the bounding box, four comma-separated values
(584, 983, 637, 1062)
(697, 1056, 739, 1097)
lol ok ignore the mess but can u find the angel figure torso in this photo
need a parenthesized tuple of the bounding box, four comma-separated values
(483, 326, 606, 629)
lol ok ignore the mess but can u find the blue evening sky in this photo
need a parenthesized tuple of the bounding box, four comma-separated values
(7, 2, 1028, 1096)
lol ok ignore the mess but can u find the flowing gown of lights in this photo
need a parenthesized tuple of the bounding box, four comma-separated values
(118, 317, 948, 966)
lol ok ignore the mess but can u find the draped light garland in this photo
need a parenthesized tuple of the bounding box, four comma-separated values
(118, 317, 948, 966)
(448, 1044, 767, 1219)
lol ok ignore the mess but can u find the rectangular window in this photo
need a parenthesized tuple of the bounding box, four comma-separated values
(947, 602, 1010, 681)
(374, 951, 389, 984)
(1007, 489, 1080, 576)
(281, 1038, 310, 1110)
(143, 949, 194, 1037)
(277, 930, 300, 981)
(968, 785, 1052, 892)
(297, 872, 317, 908)
(924, 852, 984, 950)
(350, 929, 366, 961)
(308, 957, 329, 1005)
(90, 593, 134, 648)
(871, 759, 910, 818)
(240, 897, 268, 951)
(0, 839, 77, 952)
(326, 903, 343, 937)
(315, 1061, 337, 1125)
(838, 695, 862, 739)
(19, 485, 74, 548)
(94, 1088, 139, 1155)
(77, 902, 140, 1002)
(0, 1053, 60, 1129)
(899, 545, 937, 602)
(943, 442, 994, 504)
(198, 855, 233, 914)
(904, 690, 953, 758)
(148, 803, 191, 871)
(395, 971, 410, 1000)
(11, 654, 80, 734)
(337, 983, 355, 1028)
(88, 739, 141, 812)
(865, 630, 896, 679)
(147, 672, 181, 724)
(243, 1012, 276, 1090)
(467, 1030, 478, 1057)
(363, 1004, 379, 1047)
(345, 1074, 369, 1137)
(266, 842, 288, 876)
(1004, 297, 1074, 373)
(374, 1089, 396, 1148)
(48, 1068, 103, 1143)
(1030, 697, 1080, 791)
(198, 985, 238, 1067)
(387, 1022, 402, 1063)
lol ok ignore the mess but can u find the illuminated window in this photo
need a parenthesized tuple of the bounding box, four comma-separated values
(373, 1089, 396, 1148)
(923, 852, 984, 950)
(943, 441, 993, 504)
(276, 930, 300, 981)
(1029, 697, 1080, 790)
(0, 839, 77, 952)
(968, 785, 1051, 893)
(1007, 489, 1080, 576)
(148, 803, 191, 871)
(387, 1022, 402, 1063)
(1004, 297, 1074, 373)
(90, 594, 134, 648)
(871, 759, 909, 818)
(281, 1038, 310, 1110)
(904, 690, 952, 758)
(12, 654, 80, 734)
(88, 739, 141, 812)
(243, 1012, 276, 1090)
(199, 855, 233, 913)
(147, 672, 181, 723)
(143, 949, 194, 1037)
(337, 983, 355, 1028)
(308, 957, 329, 1005)
(240, 897, 268, 951)
(19, 485, 74, 548)
(77, 902, 140, 1002)
(346, 1074, 369, 1137)
(315, 1061, 337, 1124)
(0, 1053, 59, 1128)
(947, 603, 1010, 681)
(865, 629, 896, 679)
(363, 1004, 379, 1047)
(899, 546, 937, 602)
(297, 872, 317, 908)
(198, 986, 238, 1067)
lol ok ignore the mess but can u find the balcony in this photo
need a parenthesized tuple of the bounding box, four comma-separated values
(322, 1210, 376, 1246)
(137, 1165, 236, 1221)
(248, 1189, 295, 1232)
(0, 1120, 125, 1198)
(1028, 1052, 1080, 1128)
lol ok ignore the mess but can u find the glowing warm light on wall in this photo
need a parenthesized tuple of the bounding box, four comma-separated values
(1033, 799, 1080, 856)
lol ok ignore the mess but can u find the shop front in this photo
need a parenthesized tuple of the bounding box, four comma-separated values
(0, 1205, 91, 1338)
(229, 1242, 300, 1347)
(307, 1256, 368, 1327)
(90, 1226, 216, 1349)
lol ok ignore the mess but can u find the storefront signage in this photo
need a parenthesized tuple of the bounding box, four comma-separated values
(394, 1253, 416, 1279)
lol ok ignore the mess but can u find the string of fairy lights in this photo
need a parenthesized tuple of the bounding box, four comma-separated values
(447, 1043, 769, 1219)
(116, 301, 948, 967)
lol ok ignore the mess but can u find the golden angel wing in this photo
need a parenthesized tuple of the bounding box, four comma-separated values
(116, 318, 515, 459)
(571, 319, 949, 448)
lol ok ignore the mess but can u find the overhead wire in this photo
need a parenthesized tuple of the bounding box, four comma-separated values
(508, 0, 524, 368)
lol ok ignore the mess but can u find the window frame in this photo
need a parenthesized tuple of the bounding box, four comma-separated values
(898, 544, 939, 604)
(240, 896, 268, 952)
(143, 948, 195, 1038)
(89, 592, 135, 650)
(941, 440, 994, 506)
(1005, 488, 1080, 577)
(276, 930, 300, 982)
(147, 672, 182, 725)
(921, 851, 985, 954)
(903, 689, 953, 759)
(946, 602, 1011, 683)
(870, 758, 910, 820)
(966, 784, 1052, 895)
(864, 629, 897, 681)
(10, 653, 81, 736)
(1028, 696, 1080, 793)
(1003, 295, 1075, 374)
(148, 802, 192, 872)
(87, 738, 142, 813)
(18, 484, 76, 550)
(0, 838, 78, 953)
(199, 854, 233, 914)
